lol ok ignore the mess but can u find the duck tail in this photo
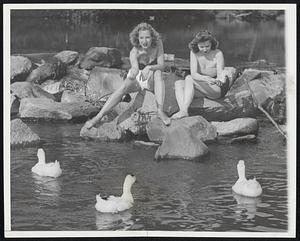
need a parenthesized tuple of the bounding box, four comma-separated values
(237, 160, 246, 180)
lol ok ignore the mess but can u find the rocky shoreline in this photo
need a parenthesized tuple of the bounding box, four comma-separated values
(10, 47, 286, 160)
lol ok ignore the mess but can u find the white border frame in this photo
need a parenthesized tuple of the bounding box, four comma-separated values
(3, 3, 296, 238)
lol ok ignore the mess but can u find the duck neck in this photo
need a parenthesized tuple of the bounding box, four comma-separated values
(38, 155, 46, 164)
(237, 162, 246, 180)
(121, 183, 133, 203)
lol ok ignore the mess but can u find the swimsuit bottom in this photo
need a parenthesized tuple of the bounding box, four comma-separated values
(127, 69, 153, 90)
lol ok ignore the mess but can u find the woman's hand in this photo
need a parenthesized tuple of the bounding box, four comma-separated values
(210, 79, 224, 87)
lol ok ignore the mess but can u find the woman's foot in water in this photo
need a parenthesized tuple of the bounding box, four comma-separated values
(170, 110, 189, 120)
(157, 109, 171, 126)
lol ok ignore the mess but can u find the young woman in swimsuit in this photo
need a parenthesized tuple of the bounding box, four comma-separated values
(171, 30, 236, 120)
(85, 22, 170, 129)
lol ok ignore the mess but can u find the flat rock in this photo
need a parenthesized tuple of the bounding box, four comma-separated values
(61, 90, 87, 103)
(230, 134, 257, 144)
(211, 118, 258, 136)
(11, 55, 33, 82)
(41, 80, 61, 94)
(147, 116, 217, 143)
(11, 118, 40, 147)
(19, 98, 100, 121)
(11, 82, 56, 101)
(155, 125, 209, 160)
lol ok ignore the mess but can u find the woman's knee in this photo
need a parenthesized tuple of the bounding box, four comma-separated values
(185, 75, 194, 84)
(175, 79, 185, 89)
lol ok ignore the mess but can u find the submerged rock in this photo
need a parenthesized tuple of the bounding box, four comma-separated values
(11, 56, 33, 82)
(211, 118, 258, 137)
(133, 140, 160, 149)
(11, 118, 40, 147)
(79, 47, 123, 70)
(155, 125, 209, 160)
(147, 116, 217, 143)
(19, 98, 100, 121)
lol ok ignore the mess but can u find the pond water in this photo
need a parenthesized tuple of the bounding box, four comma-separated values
(11, 10, 285, 66)
(11, 122, 287, 231)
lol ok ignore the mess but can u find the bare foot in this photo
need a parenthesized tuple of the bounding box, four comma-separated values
(170, 110, 189, 120)
(157, 110, 171, 126)
(84, 119, 98, 129)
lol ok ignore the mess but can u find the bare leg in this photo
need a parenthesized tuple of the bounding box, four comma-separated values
(171, 75, 194, 119)
(85, 78, 140, 129)
(174, 80, 185, 110)
(153, 70, 171, 126)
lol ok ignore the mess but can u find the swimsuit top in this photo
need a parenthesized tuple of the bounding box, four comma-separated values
(138, 58, 157, 70)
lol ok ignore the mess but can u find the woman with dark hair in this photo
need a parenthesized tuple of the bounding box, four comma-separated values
(171, 30, 237, 120)
(85, 22, 171, 129)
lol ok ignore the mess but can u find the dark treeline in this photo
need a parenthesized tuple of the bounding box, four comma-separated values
(11, 9, 284, 25)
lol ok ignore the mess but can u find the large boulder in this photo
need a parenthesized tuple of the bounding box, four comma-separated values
(86, 67, 125, 103)
(211, 118, 258, 136)
(147, 116, 217, 143)
(79, 47, 123, 70)
(54, 50, 79, 65)
(11, 119, 40, 147)
(26, 58, 66, 84)
(155, 125, 209, 160)
(188, 68, 284, 121)
(11, 82, 56, 101)
(19, 98, 100, 121)
(11, 56, 33, 82)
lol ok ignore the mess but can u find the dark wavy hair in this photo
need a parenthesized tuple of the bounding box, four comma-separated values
(129, 22, 160, 48)
(188, 30, 219, 53)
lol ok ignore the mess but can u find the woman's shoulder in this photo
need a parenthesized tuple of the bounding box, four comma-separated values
(214, 49, 223, 55)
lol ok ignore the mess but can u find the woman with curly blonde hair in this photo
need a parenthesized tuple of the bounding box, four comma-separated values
(171, 30, 237, 120)
(85, 22, 170, 128)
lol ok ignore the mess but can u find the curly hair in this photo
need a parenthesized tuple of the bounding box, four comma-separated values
(188, 30, 219, 53)
(129, 22, 161, 48)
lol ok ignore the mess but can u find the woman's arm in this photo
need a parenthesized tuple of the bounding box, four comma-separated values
(148, 40, 165, 71)
(190, 51, 215, 82)
(215, 50, 225, 79)
(128, 48, 139, 79)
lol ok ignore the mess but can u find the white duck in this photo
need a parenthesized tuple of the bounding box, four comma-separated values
(95, 174, 136, 213)
(31, 148, 62, 178)
(232, 160, 262, 197)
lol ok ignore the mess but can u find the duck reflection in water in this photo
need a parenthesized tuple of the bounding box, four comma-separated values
(32, 174, 61, 204)
(95, 210, 134, 230)
(233, 192, 261, 220)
